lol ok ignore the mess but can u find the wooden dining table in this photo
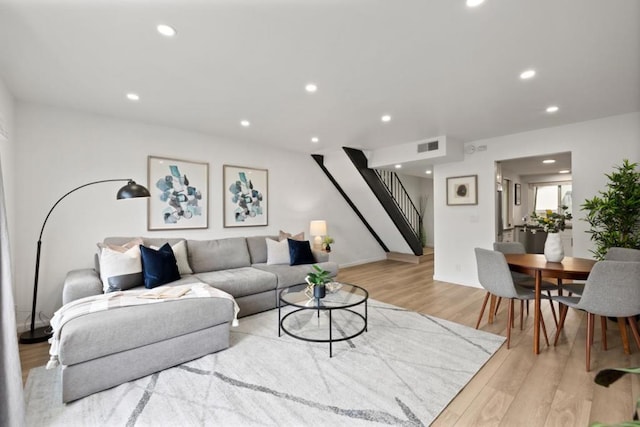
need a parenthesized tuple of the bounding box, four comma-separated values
(503, 253, 597, 354)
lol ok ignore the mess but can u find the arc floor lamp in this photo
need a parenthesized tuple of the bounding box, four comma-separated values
(19, 178, 150, 344)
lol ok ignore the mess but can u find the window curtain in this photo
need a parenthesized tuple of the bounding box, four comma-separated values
(0, 159, 25, 426)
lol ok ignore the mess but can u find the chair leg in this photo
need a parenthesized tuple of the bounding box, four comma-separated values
(507, 299, 513, 349)
(586, 313, 595, 372)
(554, 303, 569, 346)
(618, 317, 631, 355)
(494, 297, 502, 316)
(600, 316, 608, 351)
(627, 317, 640, 352)
(545, 291, 558, 327)
(520, 300, 524, 330)
(539, 310, 550, 347)
(475, 292, 490, 329)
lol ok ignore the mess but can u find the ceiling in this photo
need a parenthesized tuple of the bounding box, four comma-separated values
(0, 0, 638, 175)
(499, 152, 571, 178)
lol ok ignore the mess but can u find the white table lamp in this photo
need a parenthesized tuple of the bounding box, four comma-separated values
(310, 220, 327, 250)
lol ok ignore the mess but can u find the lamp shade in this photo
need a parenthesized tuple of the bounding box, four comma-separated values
(310, 220, 327, 236)
(116, 180, 151, 199)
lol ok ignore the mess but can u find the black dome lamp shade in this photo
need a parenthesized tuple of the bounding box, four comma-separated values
(19, 178, 150, 344)
(117, 180, 151, 199)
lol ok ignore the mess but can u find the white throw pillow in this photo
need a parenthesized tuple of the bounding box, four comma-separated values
(266, 238, 291, 265)
(99, 244, 143, 292)
(150, 240, 193, 275)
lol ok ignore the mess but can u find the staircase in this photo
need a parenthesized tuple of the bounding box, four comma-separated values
(313, 148, 423, 257)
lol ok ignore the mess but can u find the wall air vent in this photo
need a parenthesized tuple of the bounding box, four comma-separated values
(417, 140, 439, 153)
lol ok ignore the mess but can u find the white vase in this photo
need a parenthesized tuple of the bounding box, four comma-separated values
(544, 232, 564, 262)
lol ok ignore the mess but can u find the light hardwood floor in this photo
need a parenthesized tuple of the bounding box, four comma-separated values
(19, 254, 640, 425)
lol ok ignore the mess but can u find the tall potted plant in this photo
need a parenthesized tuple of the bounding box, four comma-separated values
(582, 159, 640, 260)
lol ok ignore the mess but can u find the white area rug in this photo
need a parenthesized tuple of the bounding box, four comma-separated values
(25, 300, 504, 426)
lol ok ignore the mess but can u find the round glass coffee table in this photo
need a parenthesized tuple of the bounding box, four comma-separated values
(278, 283, 368, 357)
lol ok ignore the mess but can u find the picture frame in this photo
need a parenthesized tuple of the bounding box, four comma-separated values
(446, 175, 478, 206)
(223, 165, 268, 227)
(514, 183, 521, 205)
(147, 156, 209, 230)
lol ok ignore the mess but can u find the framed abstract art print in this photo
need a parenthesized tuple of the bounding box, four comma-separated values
(147, 156, 209, 230)
(223, 165, 268, 227)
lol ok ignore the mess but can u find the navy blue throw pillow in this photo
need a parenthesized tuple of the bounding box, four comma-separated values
(139, 243, 181, 289)
(288, 239, 316, 266)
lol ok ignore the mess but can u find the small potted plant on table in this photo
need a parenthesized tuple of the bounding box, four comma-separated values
(305, 264, 331, 299)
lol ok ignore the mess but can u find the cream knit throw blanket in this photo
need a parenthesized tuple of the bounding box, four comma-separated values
(46, 283, 239, 369)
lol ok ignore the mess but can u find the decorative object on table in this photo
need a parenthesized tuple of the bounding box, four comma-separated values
(322, 235, 334, 252)
(594, 367, 640, 423)
(514, 183, 521, 205)
(531, 206, 572, 262)
(326, 281, 343, 293)
(148, 156, 208, 230)
(223, 165, 268, 227)
(446, 175, 478, 206)
(304, 264, 331, 299)
(20, 179, 150, 344)
(543, 232, 564, 262)
(582, 159, 640, 260)
(309, 220, 327, 250)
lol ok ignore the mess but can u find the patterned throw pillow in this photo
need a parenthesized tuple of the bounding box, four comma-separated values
(99, 241, 144, 293)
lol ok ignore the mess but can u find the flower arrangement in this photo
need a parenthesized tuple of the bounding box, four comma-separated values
(530, 206, 572, 233)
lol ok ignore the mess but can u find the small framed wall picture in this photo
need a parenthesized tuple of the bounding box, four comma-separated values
(147, 156, 209, 230)
(446, 175, 478, 206)
(515, 183, 521, 205)
(223, 165, 268, 227)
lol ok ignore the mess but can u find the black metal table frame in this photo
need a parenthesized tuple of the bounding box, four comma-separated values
(278, 286, 368, 357)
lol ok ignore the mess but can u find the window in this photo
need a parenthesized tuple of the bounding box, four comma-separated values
(533, 183, 572, 215)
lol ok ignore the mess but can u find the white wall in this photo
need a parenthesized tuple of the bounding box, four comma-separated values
(12, 103, 383, 327)
(434, 112, 640, 287)
(0, 77, 15, 296)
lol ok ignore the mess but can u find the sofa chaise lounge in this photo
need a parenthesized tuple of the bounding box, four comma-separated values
(58, 235, 338, 402)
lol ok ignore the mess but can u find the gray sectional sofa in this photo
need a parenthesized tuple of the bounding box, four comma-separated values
(58, 235, 338, 402)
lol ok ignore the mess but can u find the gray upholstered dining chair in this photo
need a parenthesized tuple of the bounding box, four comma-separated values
(561, 247, 640, 296)
(474, 247, 550, 349)
(493, 242, 558, 326)
(551, 260, 640, 371)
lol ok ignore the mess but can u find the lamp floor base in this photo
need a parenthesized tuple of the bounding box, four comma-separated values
(19, 326, 53, 344)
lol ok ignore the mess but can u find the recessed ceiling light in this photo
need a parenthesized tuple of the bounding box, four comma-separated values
(305, 83, 317, 93)
(466, 0, 485, 7)
(311, 137, 319, 143)
(157, 24, 177, 37)
(546, 105, 559, 113)
(558, 169, 571, 174)
(542, 159, 556, 164)
(425, 170, 432, 175)
(126, 93, 140, 101)
(381, 115, 392, 123)
(240, 120, 251, 127)
(394, 164, 402, 169)
(520, 69, 536, 80)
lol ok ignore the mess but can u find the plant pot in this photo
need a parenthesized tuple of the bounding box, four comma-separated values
(313, 285, 326, 299)
(544, 232, 564, 262)
(324, 244, 331, 253)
